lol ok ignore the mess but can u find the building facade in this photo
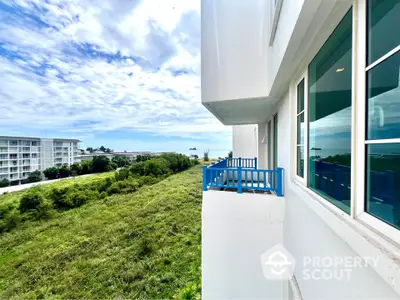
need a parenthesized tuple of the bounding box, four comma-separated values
(0, 136, 79, 182)
(201, 0, 400, 299)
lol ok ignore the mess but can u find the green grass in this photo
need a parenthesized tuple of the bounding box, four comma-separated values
(0, 166, 202, 299)
(0, 172, 114, 207)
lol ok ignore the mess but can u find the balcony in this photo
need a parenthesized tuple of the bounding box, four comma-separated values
(202, 158, 283, 196)
(202, 158, 285, 298)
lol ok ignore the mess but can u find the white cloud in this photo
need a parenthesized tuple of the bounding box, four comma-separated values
(0, 0, 231, 149)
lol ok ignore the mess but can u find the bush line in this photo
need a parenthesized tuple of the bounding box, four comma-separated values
(0, 153, 199, 233)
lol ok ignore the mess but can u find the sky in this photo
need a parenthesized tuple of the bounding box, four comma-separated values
(0, 0, 232, 157)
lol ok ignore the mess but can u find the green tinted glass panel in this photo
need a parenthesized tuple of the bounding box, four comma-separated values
(297, 146, 304, 178)
(297, 113, 304, 145)
(366, 143, 400, 230)
(308, 9, 352, 214)
(367, 0, 400, 65)
(367, 51, 400, 140)
(297, 79, 305, 113)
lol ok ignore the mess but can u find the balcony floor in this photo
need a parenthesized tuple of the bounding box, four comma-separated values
(202, 190, 286, 299)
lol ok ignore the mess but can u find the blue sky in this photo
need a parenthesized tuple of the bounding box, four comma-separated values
(0, 0, 231, 157)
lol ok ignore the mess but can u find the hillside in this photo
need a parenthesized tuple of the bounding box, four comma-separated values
(0, 166, 202, 299)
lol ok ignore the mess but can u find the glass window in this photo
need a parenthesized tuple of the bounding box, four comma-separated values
(367, 0, 400, 65)
(367, 51, 400, 140)
(308, 9, 352, 214)
(297, 79, 305, 178)
(366, 143, 400, 229)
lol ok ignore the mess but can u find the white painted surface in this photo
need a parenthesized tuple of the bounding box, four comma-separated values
(201, 0, 353, 124)
(202, 191, 286, 299)
(232, 125, 258, 159)
(276, 89, 400, 299)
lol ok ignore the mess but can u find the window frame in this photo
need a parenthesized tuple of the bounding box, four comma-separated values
(294, 72, 308, 184)
(291, 0, 400, 244)
(355, 0, 400, 242)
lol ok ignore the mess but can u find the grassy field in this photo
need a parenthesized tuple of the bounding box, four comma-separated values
(0, 172, 114, 207)
(0, 166, 202, 299)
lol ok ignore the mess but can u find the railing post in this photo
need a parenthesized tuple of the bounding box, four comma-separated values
(202, 165, 208, 191)
(277, 167, 284, 197)
(254, 157, 257, 169)
(238, 157, 242, 168)
(237, 166, 242, 194)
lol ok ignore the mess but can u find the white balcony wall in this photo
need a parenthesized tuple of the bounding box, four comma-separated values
(202, 0, 270, 103)
(232, 125, 258, 159)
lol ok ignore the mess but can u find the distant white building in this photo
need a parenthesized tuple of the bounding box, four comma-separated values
(0, 136, 79, 182)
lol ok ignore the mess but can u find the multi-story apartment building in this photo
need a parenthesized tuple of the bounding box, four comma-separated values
(201, 0, 400, 299)
(0, 136, 79, 183)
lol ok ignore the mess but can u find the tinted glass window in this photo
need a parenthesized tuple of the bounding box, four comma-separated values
(366, 143, 400, 229)
(367, 0, 400, 65)
(308, 9, 352, 214)
(367, 51, 400, 140)
(297, 79, 305, 113)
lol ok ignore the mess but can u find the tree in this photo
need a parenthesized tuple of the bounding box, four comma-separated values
(86, 147, 94, 153)
(80, 160, 93, 174)
(92, 156, 111, 173)
(136, 154, 152, 162)
(70, 163, 82, 176)
(112, 156, 131, 168)
(59, 165, 71, 178)
(43, 167, 59, 180)
(0, 178, 9, 188)
(27, 170, 42, 183)
(204, 150, 209, 162)
(228, 151, 233, 158)
(99, 146, 106, 152)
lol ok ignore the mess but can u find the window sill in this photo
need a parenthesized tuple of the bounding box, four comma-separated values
(291, 179, 400, 296)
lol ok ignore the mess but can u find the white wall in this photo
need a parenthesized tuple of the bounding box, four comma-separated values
(275, 91, 399, 299)
(201, 0, 270, 103)
(232, 125, 258, 159)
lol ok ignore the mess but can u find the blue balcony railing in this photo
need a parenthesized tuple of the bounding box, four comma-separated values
(202, 157, 283, 196)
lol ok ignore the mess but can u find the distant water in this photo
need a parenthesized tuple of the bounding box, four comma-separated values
(184, 149, 231, 159)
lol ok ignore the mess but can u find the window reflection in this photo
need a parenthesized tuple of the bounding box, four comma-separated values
(367, 51, 400, 140)
(366, 143, 400, 229)
(308, 9, 352, 214)
(367, 0, 400, 65)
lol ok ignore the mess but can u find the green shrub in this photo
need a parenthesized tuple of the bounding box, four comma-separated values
(0, 204, 20, 233)
(92, 156, 112, 173)
(115, 168, 131, 181)
(130, 162, 145, 176)
(59, 165, 71, 178)
(144, 158, 169, 176)
(112, 156, 131, 167)
(136, 154, 153, 162)
(107, 179, 140, 195)
(138, 176, 162, 186)
(43, 167, 59, 180)
(0, 178, 10, 187)
(48, 186, 71, 209)
(109, 162, 118, 171)
(80, 160, 93, 175)
(191, 159, 200, 166)
(19, 189, 45, 214)
(64, 190, 100, 208)
(70, 163, 82, 176)
(159, 153, 191, 173)
(27, 170, 42, 183)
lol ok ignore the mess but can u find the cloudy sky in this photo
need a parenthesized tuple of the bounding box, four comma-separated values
(0, 0, 231, 156)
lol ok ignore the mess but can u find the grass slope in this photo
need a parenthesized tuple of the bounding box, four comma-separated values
(0, 166, 202, 299)
(0, 172, 114, 207)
